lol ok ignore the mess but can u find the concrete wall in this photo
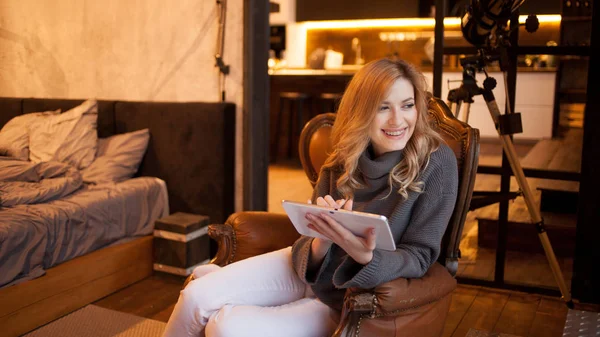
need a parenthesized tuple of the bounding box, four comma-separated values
(0, 0, 244, 210)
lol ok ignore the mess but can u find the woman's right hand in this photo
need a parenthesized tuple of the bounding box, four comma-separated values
(311, 195, 348, 246)
(315, 195, 348, 209)
(308, 195, 351, 267)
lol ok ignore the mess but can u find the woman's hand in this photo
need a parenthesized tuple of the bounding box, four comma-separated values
(308, 195, 347, 267)
(306, 197, 377, 265)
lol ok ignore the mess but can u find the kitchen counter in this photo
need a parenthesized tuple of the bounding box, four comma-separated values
(269, 65, 361, 76)
(269, 68, 356, 76)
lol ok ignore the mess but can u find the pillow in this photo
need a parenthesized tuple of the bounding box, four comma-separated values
(81, 128, 150, 184)
(29, 99, 98, 169)
(0, 110, 60, 160)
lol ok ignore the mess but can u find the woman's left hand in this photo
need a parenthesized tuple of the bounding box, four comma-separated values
(306, 200, 377, 265)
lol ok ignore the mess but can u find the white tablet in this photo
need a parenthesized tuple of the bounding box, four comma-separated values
(282, 200, 397, 251)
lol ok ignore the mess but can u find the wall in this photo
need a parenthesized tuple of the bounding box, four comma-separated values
(269, 0, 306, 68)
(270, 0, 295, 25)
(0, 0, 245, 211)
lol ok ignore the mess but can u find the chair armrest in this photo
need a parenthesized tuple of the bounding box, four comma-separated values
(208, 211, 301, 266)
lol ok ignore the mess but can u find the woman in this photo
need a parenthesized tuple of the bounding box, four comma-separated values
(162, 58, 458, 337)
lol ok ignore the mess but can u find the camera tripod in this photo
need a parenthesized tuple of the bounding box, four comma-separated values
(447, 53, 574, 307)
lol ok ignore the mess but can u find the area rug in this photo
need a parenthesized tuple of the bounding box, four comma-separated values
(563, 309, 600, 337)
(24, 305, 166, 337)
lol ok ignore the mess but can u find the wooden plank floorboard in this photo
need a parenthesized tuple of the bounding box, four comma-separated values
(94, 273, 184, 321)
(528, 298, 568, 337)
(493, 293, 541, 336)
(458, 248, 496, 281)
(443, 286, 480, 337)
(151, 303, 177, 323)
(451, 289, 510, 337)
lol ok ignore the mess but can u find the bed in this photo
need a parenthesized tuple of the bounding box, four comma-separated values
(0, 97, 236, 336)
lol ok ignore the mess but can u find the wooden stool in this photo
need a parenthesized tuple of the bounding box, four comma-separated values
(318, 92, 343, 114)
(153, 212, 211, 276)
(272, 92, 311, 162)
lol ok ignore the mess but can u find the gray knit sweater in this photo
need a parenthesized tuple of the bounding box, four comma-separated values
(291, 143, 458, 311)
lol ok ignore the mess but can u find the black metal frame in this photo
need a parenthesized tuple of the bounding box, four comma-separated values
(243, 0, 270, 211)
(477, 165, 580, 181)
(572, 0, 600, 304)
(433, 0, 588, 296)
(443, 45, 591, 56)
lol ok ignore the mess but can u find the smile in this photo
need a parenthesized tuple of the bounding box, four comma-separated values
(382, 128, 406, 137)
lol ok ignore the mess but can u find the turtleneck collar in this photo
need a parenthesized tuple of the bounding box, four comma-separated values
(358, 146, 404, 180)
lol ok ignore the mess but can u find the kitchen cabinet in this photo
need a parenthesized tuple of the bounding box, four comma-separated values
(296, 0, 419, 21)
(423, 71, 557, 140)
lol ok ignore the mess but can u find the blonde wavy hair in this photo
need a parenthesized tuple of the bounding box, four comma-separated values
(322, 58, 443, 199)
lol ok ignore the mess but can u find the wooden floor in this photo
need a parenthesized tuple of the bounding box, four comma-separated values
(94, 273, 184, 324)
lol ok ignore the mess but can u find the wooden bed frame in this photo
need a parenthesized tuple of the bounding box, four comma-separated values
(0, 237, 153, 337)
(0, 97, 236, 336)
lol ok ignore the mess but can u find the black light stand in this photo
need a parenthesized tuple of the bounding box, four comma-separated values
(448, 54, 522, 211)
(447, 48, 574, 308)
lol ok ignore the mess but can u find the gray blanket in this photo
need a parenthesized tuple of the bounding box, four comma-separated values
(0, 158, 169, 288)
(0, 158, 83, 206)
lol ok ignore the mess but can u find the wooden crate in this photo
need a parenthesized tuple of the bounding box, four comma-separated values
(153, 212, 211, 276)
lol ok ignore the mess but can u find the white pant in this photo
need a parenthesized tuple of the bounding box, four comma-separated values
(162, 247, 340, 337)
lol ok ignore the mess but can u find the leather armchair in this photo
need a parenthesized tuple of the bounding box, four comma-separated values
(192, 95, 480, 337)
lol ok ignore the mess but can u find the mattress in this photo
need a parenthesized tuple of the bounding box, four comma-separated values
(0, 177, 169, 288)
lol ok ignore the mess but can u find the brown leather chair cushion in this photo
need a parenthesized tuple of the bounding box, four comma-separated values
(369, 262, 457, 313)
(336, 263, 455, 337)
(355, 292, 452, 337)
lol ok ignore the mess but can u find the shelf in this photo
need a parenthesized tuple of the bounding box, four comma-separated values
(559, 55, 590, 61)
(477, 164, 580, 181)
(557, 91, 587, 103)
(443, 46, 590, 56)
(443, 46, 479, 55)
(559, 89, 587, 94)
(518, 46, 590, 56)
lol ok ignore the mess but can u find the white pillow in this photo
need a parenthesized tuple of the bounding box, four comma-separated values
(29, 99, 98, 169)
(0, 110, 60, 160)
(81, 129, 150, 184)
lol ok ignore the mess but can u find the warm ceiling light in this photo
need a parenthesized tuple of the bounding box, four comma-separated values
(518, 14, 561, 23)
(303, 18, 461, 30)
(302, 15, 561, 30)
